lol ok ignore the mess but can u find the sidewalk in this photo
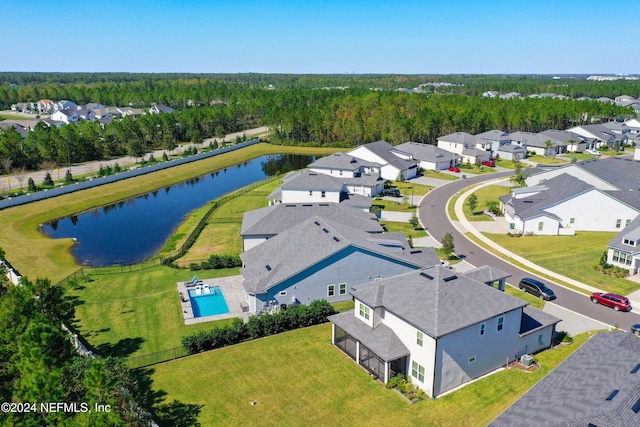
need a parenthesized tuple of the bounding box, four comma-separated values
(450, 177, 640, 309)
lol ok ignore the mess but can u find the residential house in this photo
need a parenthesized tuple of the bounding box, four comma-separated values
(436, 132, 492, 164)
(348, 140, 418, 181)
(500, 173, 640, 235)
(496, 143, 527, 161)
(607, 215, 640, 275)
(83, 103, 106, 110)
(0, 122, 29, 138)
(482, 91, 500, 98)
(329, 265, 559, 397)
(240, 203, 383, 251)
(499, 92, 521, 99)
(394, 142, 462, 171)
(50, 109, 79, 124)
(54, 100, 77, 111)
(149, 104, 175, 114)
(539, 129, 585, 154)
(567, 124, 619, 149)
(240, 216, 440, 313)
(474, 130, 511, 154)
(308, 152, 381, 178)
(91, 109, 113, 120)
(75, 108, 95, 121)
(37, 99, 55, 113)
(117, 107, 145, 118)
(489, 331, 640, 427)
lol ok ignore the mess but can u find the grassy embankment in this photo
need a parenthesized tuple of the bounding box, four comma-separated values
(0, 143, 340, 282)
(148, 323, 593, 427)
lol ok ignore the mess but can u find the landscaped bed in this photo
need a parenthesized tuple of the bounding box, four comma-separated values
(148, 323, 592, 426)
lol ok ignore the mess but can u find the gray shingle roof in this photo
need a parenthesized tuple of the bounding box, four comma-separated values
(329, 311, 410, 361)
(577, 157, 640, 191)
(475, 130, 510, 141)
(608, 215, 640, 254)
(497, 144, 526, 153)
(395, 142, 462, 163)
(489, 331, 640, 427)
(241, 216, 439, 294)
(539, 129, 585, 145)
(462, 265, 511, 285)
(351, 266, 527, 338)
(519, 306, 561, 336)
(308, 152, 381, 170)
(282, 170, 345, 191)
(437, 132, 476, 145)
(241, 203, 383, 236)
(350, 140, 418, 170)
(503, 174, 594, 221)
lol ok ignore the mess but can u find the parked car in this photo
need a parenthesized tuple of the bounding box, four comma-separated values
(482, 160, 496, 167)
(518, 278, 556, 300)
(585, 149, 601, 156)
(382, 188, 401, 197)
(590, 292, 631, 311)
(447, 166, 460, 173)
(631, 324, 640, 336)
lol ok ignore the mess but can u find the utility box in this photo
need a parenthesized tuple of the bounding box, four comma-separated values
(520, 354, 534, 367)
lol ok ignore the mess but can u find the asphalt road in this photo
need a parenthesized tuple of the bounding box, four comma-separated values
(418, 170, 640, 332)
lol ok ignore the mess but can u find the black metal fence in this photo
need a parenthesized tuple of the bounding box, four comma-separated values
(127, 347, 188, 369)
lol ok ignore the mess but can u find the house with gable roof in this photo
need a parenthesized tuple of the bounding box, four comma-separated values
(149, 104, 175, 114)
(474, 129, 511, 153)
(308, 152, 381, 178)
(500, 173, 640, 235)
(394, 142, 462, 171)
(37, 99, 55, 113)
(329, 265, 560, 397)
(348, 140, 418, 181)
(607, 215, 640, 275)
(240, 202, 383, 251)
(240, 216, 440, 313)
(567, 124, 620, 149)
(489, 331, 640, 427)
(437, 132, 492, 164)
(50, 108, 79, 124)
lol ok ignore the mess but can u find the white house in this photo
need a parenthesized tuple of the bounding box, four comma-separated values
(308, 152, 381, 178)
(37, 99, 55, 113)
(54, 100, 78, 111)
(437, 132, 477, 154)
(50, 109, 79, 124)
(348, 140, 418, 181)
(149, 104, 175, 114)
(607, 216, 640, 275)
(474, 130, 511, 153)
(567, 124, 618, 148)
(394, 142, 462, 171)
(329, 265, 559, 397)
(501, 174, 640, 235)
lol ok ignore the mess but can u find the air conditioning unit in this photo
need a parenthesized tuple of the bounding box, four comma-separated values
(520, 354, 534, 367)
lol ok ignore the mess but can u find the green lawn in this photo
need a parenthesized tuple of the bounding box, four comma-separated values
(67, 265, 241, 358)
(393, 181, 433, 196)
(463, 185, 511, 222)
(148, 323, 592, 427)
(372, 198, 416, 212)
(379, 221, 428, 240)
(526, 155, 569, 165)
(420, 170, 459, 180)
(505, 285, 544, 310)
(487, 232, 639, 295)
(495, 159, 516, 169)
(0, 143, 340, 282)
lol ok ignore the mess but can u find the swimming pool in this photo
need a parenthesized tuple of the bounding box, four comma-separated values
(188, 286, 230, 317)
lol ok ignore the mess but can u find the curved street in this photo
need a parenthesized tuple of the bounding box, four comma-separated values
(418, 170, 640, 332)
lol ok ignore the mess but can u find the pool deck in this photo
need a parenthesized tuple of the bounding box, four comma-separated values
(177, 275, 250, 325)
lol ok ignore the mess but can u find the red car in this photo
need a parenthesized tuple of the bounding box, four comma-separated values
(590, 292, 631, 312)
(482, 160, 496, 167)
(447, 166, 460, 173)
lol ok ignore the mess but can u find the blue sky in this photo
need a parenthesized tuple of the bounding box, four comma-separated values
(2, 0, 638, 74)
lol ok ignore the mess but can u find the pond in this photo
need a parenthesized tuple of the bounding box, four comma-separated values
(40, 154, 313, 266)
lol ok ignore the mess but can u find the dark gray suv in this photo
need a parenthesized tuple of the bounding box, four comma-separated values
(518, 278, 556, 301)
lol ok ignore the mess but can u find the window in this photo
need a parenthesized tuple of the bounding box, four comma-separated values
(479, 323, 485, 336)
(569, 218, 575, 225)
(624, 239, 635, 246)
(359, 303, 370, 321)
(497, 316, 504, 332)
(321, 191, 326, 198)
(339, 170, 343, 176)
(411, 361, 425, 383)
(416, 331, 424, 347)
(616, 219, 622, 228)
(537, 222, 544, 231)
(279, 290, 287, 296)
(309, 190, 313, 196)
(327, 284, 335, 297)
(627, 219, 632, 227)
(468, 356, 476, 364)
(339, 283, 347, 295)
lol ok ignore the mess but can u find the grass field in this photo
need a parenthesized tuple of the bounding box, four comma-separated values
(0, 144, 340, 282)
(527, 155, 569, 165)
(487, 232, 639, 295)
(148, 323, 592, 427)
(463, 185, 511, 222)
(421, 170, 459, 180)
(379, 221, 428, 240)
(67, 266, 240, 357)
(505, 284, 544, 310)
